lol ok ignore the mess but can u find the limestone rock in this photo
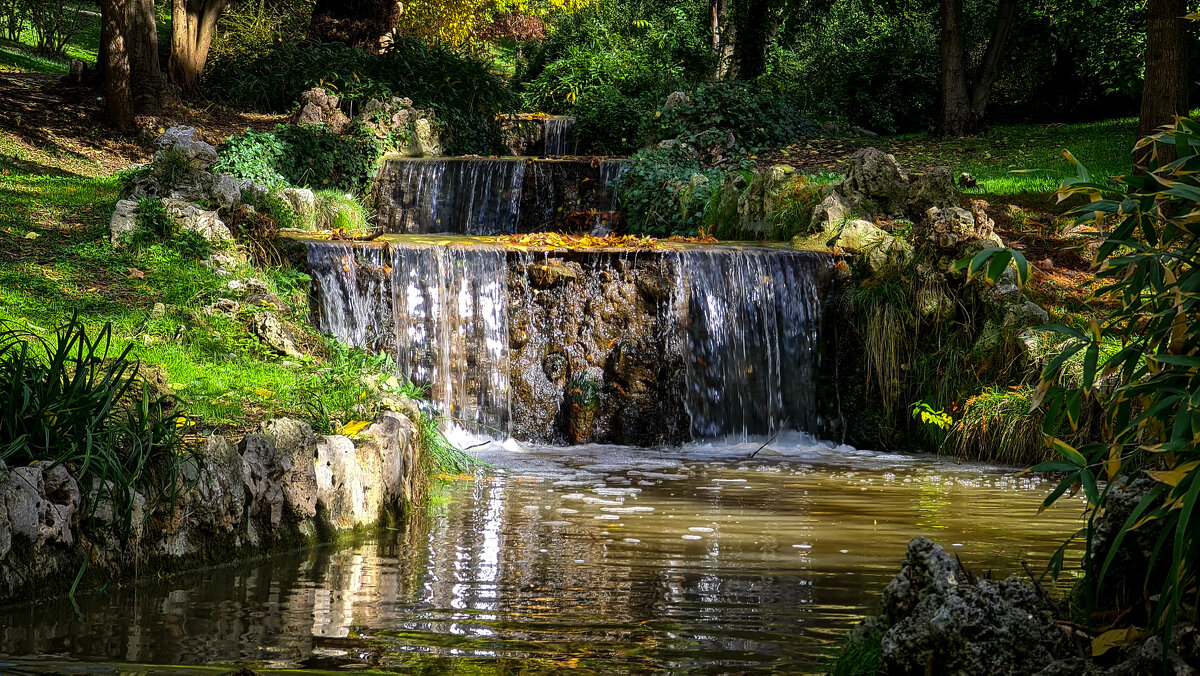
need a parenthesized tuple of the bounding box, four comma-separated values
(240, 435, 291, 527)
(154, 126, 218, 171)
(203, 298, 240, 317)
(280, 188, 316, 228)
(958, 172, 977, 188)
(293, 87, 349, 132)
(881, 536, 961, 625)
(414, 118, 440, 156)
(314, 434, 368, 529)
(358, 411, 418, 505)
(245, 292, 292, 315)
(908, 166, 961, 217)
(0, 463, 10, 560)
(881, 577, 1069, 675)
(185, 436, 245, 533)
(162, 198, 232, 244)
(250, 312, 303, 359)
(824, 219, 912, 273)
(259, 418, 320, 519)
(211, 174, 244, 211)
(663, 91, 688, 110)
(109, 199, 140, 247)
(5, 461, 80, 547)
(841, 147, 910, 218)
(810, 191, 853, 231)
(736, 164, 796, 235)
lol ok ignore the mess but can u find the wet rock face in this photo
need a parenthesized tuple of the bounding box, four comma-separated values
(878, 537, 1070, 675)
(508, 253, 690, 445)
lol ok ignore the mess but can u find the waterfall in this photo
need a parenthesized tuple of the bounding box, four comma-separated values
(376, 158, 525, 235)
(378, 157, 630, 235)
(390, 241, 511, 434)
(306, 241, 394, 354)
(306, 239, 826, 444)
(543, 117, 576, 156)
(673, 248, 824, 440)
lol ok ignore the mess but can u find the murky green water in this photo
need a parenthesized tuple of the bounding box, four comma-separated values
(0, 436, 1084, 674)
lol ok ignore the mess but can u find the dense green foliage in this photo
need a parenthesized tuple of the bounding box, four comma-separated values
(214, 123, 385, 193)
(205, 39, 514, 154)
(619, 144, 723, 236)
(643, 80, 820, 150)
(1021, 119, 1200, 637)
(0, 316, 194, 532)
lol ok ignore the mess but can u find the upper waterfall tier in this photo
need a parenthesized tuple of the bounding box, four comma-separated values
(306, 236, 828, 445)
(374, 157, 629, 236)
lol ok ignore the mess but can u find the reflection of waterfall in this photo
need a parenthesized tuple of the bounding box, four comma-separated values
(308, 239, 825, 443)
(543, 116, 575, 156)
(673, 249, 824, 440)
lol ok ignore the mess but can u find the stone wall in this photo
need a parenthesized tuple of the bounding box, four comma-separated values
(0, 411, 421, 603)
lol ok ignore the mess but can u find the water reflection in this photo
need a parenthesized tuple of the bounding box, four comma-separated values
(0, 440, 1084, 673)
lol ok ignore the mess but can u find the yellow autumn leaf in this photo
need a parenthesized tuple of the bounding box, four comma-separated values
(1105, 446, 1121, 481)
(251, 388, 275, 398)
(1092, 627, 1143, 657)
(1145, 460, 1200, 487)
(339, 420, 372, 436)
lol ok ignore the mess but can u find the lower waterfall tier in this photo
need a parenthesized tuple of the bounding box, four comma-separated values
(307, 237, 828, 445)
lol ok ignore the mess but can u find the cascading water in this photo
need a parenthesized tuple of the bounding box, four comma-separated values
(306, 241, 394, 354)
(672, 248, 824, 440)
(375, 158, 525, 235)
(307, 238, 826, 444)
(390, 241, 511, 434)
(376, 157, 630, 235)
(543, 116, 575, 156)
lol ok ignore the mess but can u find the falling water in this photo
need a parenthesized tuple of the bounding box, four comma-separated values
(308, 239, 825, 443)
(389, 241, 511, 434)
(673, 248, 825, 440)
(306, 241, 394, 354)
(376, 158, 525, 235)
(543, 116, 576, 156)
(599, 159, 631, 212)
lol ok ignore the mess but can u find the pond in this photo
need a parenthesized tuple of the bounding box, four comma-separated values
(0, 434, 1083, 673)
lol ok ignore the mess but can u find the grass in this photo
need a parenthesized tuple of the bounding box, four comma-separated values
(0, 2, 101, 73)
(0, 130, 403, 439)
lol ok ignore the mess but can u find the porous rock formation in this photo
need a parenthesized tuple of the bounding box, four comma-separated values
(0, 412, 421, 602)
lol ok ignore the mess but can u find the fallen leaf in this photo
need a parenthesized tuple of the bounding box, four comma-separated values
(338, 420, 371, 436)
(127, 267, 146, 279)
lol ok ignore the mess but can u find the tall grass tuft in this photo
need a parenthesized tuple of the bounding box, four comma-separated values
(945, 387, 1050, 467)
(0, 315, 196, 535)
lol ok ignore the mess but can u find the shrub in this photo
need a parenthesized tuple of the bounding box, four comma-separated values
(0, 316, 195, 535)
(204, 39, 514, 155)
(131, 198, 213, 259)
(978, 118, 1200, 637)
(213, 123, 384, 193)
(314, 190, 369, 231)
(619, 144, 724, 236)
(643, 80, 819, 151)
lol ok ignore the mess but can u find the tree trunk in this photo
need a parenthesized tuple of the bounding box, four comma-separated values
(732, 0, 779, 79)
(711, 0, 733, 79)
(1136, 0, 1189, 169)
(101, 0, 133, 130)
(937, 0, 976, 136)
(169, 0, 230, 95)
(308, 0, 401, 52)
(969, 0, 1017, 121)
(128, 0, 163, 114)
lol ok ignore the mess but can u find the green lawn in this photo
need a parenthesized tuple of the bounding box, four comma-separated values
(871, 117, 1138, 195)
(0, 132, 393, 437)
(0, 3, 101, 74)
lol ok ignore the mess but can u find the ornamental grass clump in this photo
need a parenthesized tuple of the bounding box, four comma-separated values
(0, 315, 196, 534)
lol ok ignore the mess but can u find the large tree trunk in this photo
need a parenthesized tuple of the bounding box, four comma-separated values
(169, 0, 230, 95)
(128, 0, 164, 114)
(969, 0, 1017, 121)
(101, 0, 133, 130)
(710, 0, 734, 79)
(732, 0, 779, 79)
(308, 0, 401, 52)
(1136, 0, 1189, 169)
(937, 0, 976, 136)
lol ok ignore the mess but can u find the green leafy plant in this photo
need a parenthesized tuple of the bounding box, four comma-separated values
(910, 400, 952, 430)
(214, 123, 385, 193)
(1005, 120, 1200, 638)
(0, 315, 196, 536)
(642, 80, 819, 151)
(131, 198, 213, 260)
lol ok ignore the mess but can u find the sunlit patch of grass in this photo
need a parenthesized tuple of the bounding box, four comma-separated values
(945, 386, 1050, 467)
(865, 117, 1136, 195)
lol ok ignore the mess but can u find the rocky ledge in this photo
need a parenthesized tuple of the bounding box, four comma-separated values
(0, 411, 421, 603)
(866, 537, 1200, 675)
